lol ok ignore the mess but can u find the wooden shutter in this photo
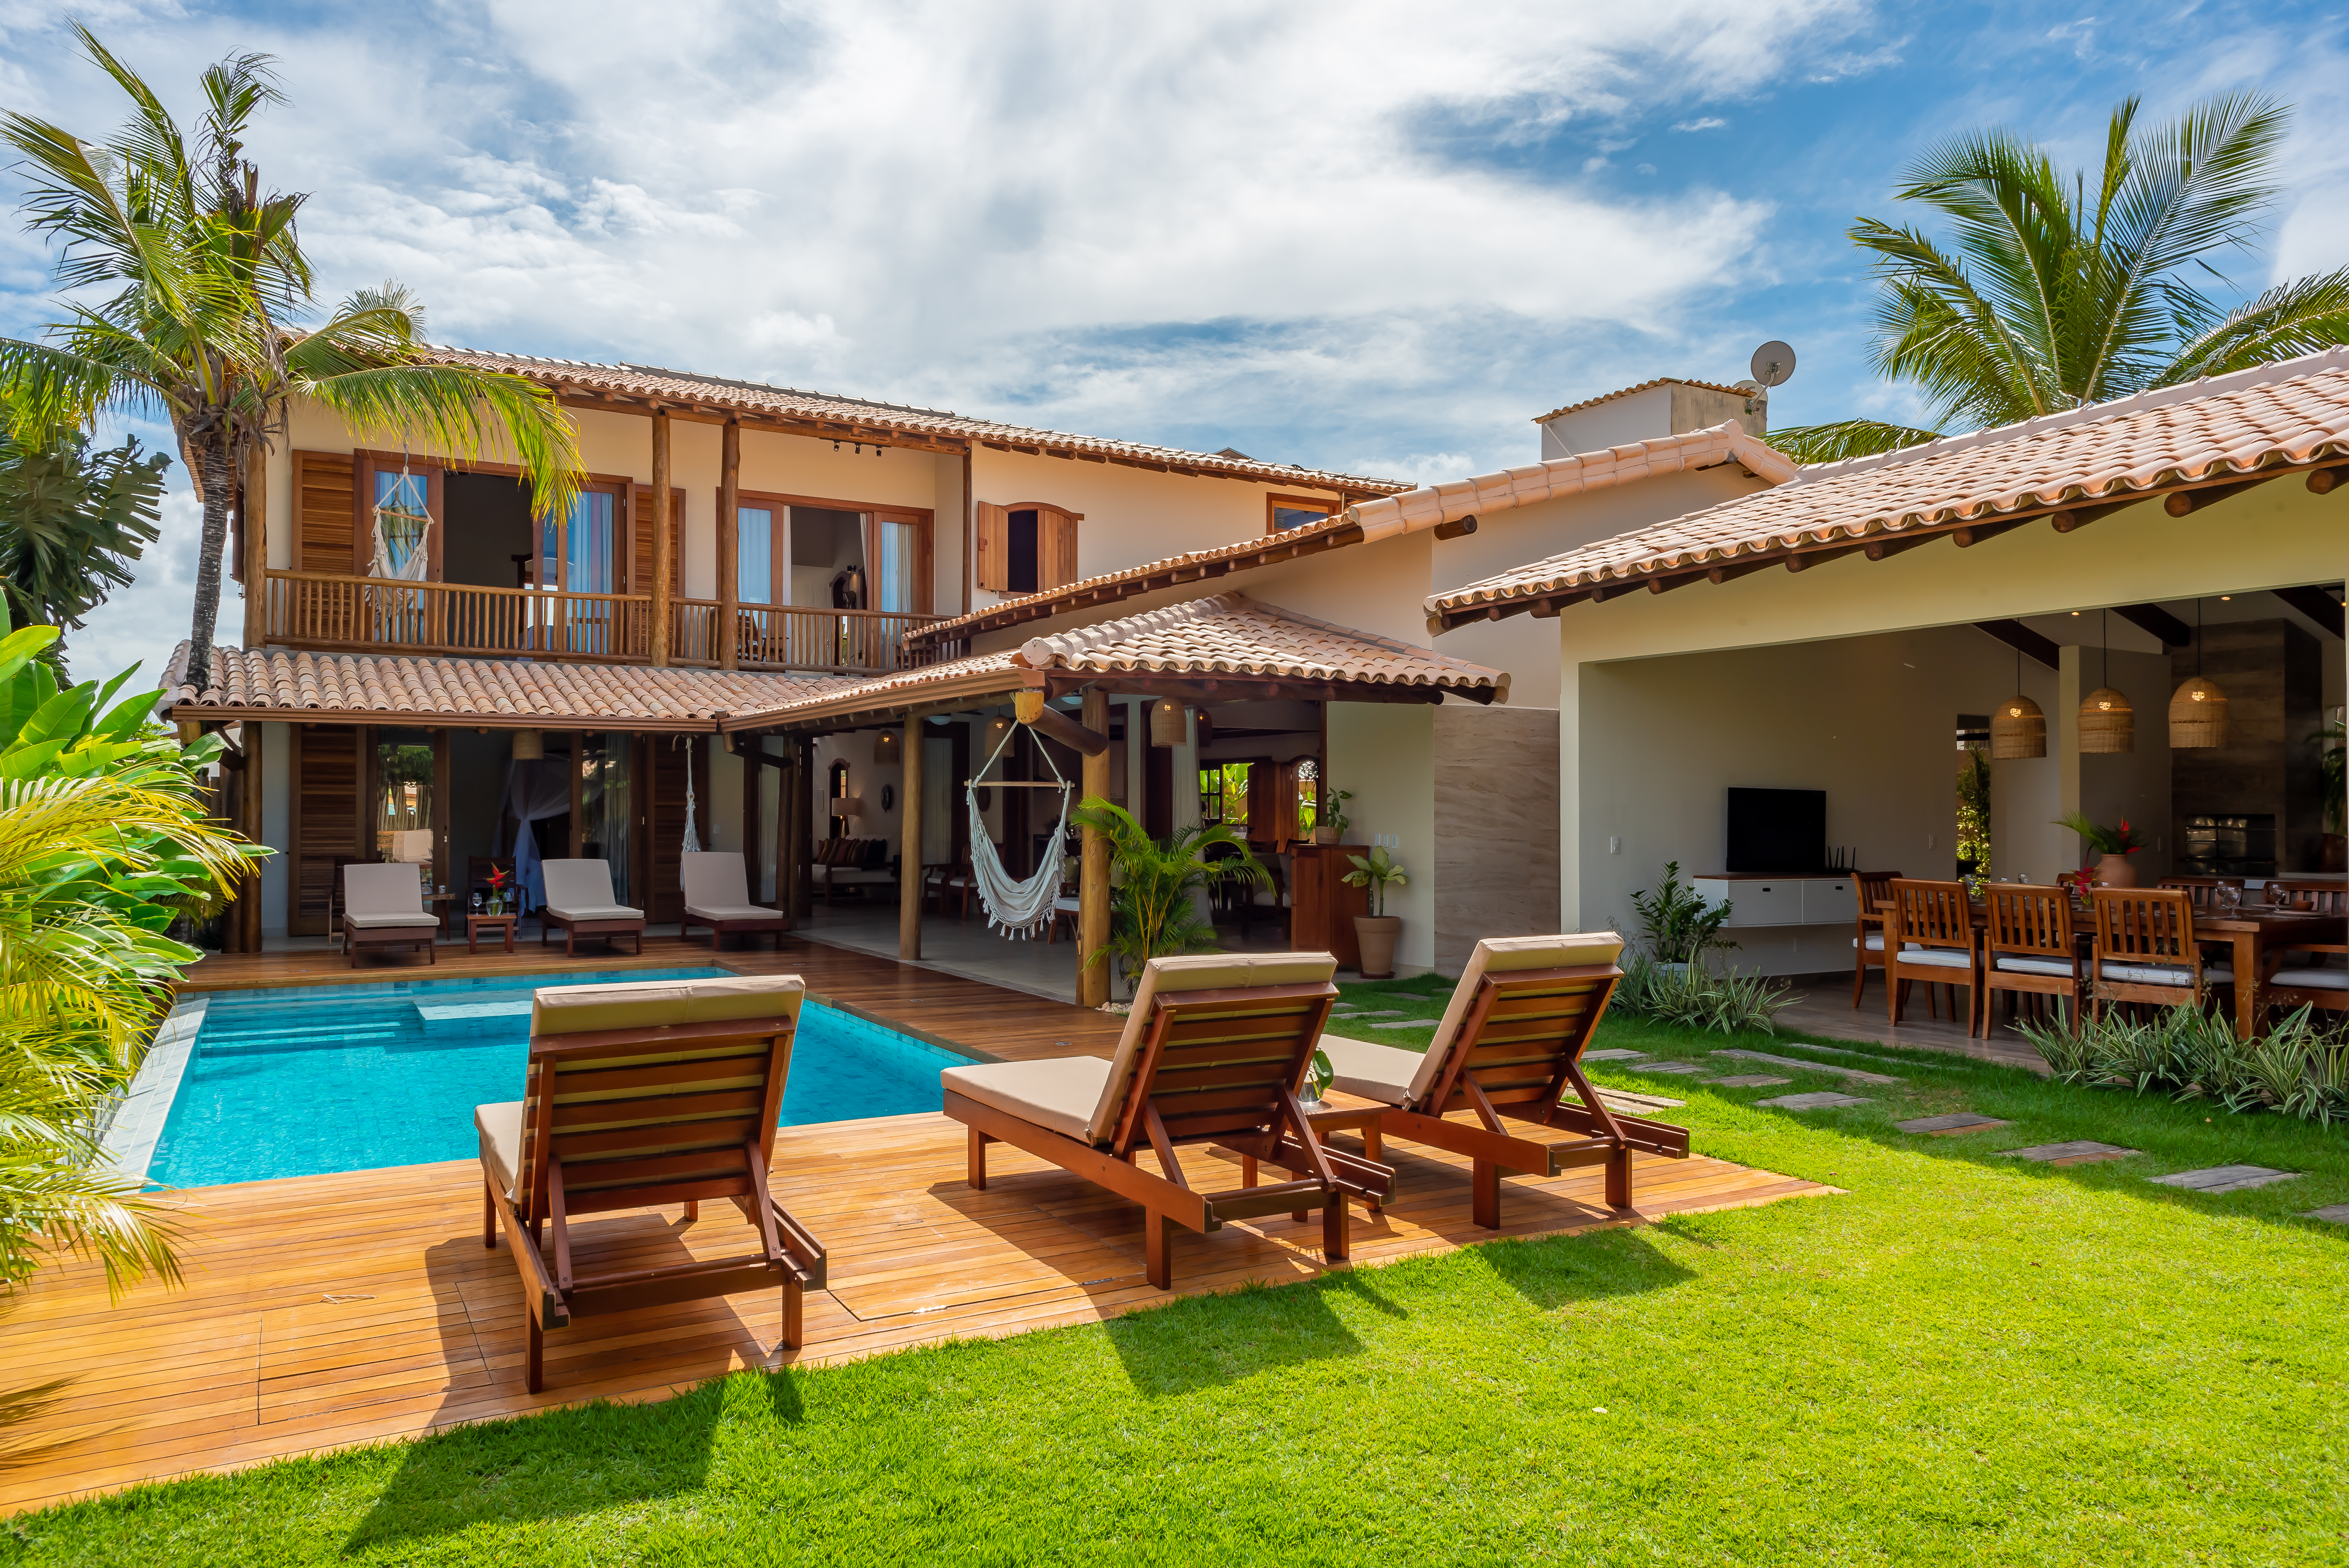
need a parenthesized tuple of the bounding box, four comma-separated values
(974, 502, 1009, 591)
(647, 737, 693, 924)
(627, 486, 684, 594)
(290, 725, 360, 936)
(293, 451, 357, 574)
(1038, 507, 1079, 590)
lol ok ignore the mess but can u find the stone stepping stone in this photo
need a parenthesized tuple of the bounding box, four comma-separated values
(1582, 1049, 1646, 1061)
(1755, 1091, 1871, 1110)
(2305, 1205, 2349, 1224)
(2001, 1140, 2139, 1166)
(1709, 1073, 1791, 1087)
(1713, 1049, 1900, 1086)
(1336, 1009, 1407, 1019)
(1634, 1061, 1708, 1075)
(2148, 1165, 2301, 1195)
(1895, 1113, 2011, 1136)
(1365, 1018, 1435, 1030)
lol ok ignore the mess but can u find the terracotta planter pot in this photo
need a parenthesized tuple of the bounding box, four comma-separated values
(1312, 827, 1341, 846)
(1354, 915, 1401, 978)
(2092, 853, 2139, 888)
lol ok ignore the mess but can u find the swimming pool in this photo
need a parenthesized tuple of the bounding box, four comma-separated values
(141, 967, 970, 1188)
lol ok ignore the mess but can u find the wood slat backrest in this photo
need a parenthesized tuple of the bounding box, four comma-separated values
(1984, 885, 2073, 958)
(519, 1018, 793, 1219)
(1106, 981, 1336, 1154)
(2089, 887, 2195, 965)
(2270, 880, 2348, 915)
(1423, 964, 1618, 1117)
(1891, 879, 1973, 951)
(2159, 876, 2241, 912)
(1856, 869, 1902, 921)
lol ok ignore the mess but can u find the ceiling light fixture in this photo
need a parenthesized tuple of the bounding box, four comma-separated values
(2169, 599, 2229, 748)
(2078, 608, 2134, 754)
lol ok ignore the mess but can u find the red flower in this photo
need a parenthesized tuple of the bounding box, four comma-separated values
(488, 866, 511, 888)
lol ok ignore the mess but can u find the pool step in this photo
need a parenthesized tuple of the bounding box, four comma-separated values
(414, 998, 534, 1039)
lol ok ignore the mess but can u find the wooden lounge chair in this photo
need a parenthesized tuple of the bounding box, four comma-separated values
(540, 858, 646, 956)
(474, 975, 827, 1392)
(942, 953, 1392, 1290)
(340, 862, 439, 968)
(679, 852, 791, 951)
(1315, 934, 1689, 1228)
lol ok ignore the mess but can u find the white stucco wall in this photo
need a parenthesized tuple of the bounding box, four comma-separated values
(1326, 702, 1436, 970)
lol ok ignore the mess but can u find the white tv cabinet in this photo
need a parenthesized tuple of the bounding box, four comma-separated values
(1690, 873, 1858, 928)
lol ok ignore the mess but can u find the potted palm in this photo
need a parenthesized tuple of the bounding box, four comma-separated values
(1069, 798, 1263, 1000)
(2055, 812, 2147, 886)
(1343, 845, 1408, 978)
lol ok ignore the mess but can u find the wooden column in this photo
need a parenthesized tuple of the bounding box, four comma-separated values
(740, 736, 762, 892)
(239, 723, 265, 953)
(788, 739, 812, 918)
(1078, 686, 1112, 1005)
(649, 410, 673, 667)
(718, 420, 740, 671)
(567, 731, 585, 856)
(240, 451, 267, 649)
(900, 713, 924, 960)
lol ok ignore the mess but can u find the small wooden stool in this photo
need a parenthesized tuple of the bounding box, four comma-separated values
(466, 913, 518, 955)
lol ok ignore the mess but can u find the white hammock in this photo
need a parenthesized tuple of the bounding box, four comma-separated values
(681, 739, 702, 853)
(966, 721, 1072, 940)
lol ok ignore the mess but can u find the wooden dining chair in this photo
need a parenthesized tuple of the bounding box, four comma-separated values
(2158, 875, 2244, 915)
(1981, 884, 2083, 1032)
(2263, 880, 2348, 1020)
(1849, 869, 1903, 1007)
(1887, 878, 1981, 1035)
(2086, 887, 2232, 1021)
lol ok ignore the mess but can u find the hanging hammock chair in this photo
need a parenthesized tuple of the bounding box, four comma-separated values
(966, 720, 1073, 939)
(369, 450, 433, 642)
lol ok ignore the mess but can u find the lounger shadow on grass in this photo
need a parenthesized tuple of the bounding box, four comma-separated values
(1470, 1227, 1696, 1311)
(1102, 1279, 1366, 1398)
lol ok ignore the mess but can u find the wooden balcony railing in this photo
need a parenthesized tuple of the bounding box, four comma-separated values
(262, 571, 941, 675)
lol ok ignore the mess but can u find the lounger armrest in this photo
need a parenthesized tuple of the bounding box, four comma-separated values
(495, 1192, 570, 1328)
(1545, 1102, 1692, 1158)
(771, 1202, 828, 1290)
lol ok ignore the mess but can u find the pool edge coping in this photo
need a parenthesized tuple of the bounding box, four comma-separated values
(102, 994, 209, 1181)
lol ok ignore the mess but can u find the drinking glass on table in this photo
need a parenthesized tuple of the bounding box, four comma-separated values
(2217, 882, 2241, 915)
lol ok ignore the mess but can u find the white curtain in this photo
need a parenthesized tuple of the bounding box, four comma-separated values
(503, 749, 574, 911)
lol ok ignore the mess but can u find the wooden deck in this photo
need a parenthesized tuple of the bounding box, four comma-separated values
(0, 939, 1833, 1516)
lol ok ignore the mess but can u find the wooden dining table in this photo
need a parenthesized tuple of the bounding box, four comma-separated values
(1874, 897, 2346, 1041)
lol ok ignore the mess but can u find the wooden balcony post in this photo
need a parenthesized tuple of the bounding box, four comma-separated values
(1079, 686, 1112, 1005)
(718, 420, 740, 671)
(240, 453, 267, 649)
(650, 408, 672, 667)
(900, 711, 924, 961)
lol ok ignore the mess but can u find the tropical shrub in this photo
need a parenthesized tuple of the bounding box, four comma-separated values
(1628, 860, 1735, 965)
(2016, 1003, 2349, 1123)
(1614, 953, 1795, 1036)
(1069, 798, 1262, 992)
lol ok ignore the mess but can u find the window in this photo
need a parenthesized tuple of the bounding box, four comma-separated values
(874, 514, 919, 611)
(738, 506, 775, 604)
(1008, 510, 1039, 594)
(539, 488, 619, 653)
(1266, 493, 1338, 534)
(1198, 765, 1223, 824)
(1294, 757, 1319, 833)
(371, 471, 431, 577)
(976, 502, 1080, 595)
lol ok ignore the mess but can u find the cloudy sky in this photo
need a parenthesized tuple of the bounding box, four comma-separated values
(2, 0, 2345, 688)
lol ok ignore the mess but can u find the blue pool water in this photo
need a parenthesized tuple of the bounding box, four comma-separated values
(147, 967, 969, 1188)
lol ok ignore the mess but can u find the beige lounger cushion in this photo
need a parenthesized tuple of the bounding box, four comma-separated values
(1317, 1034, 1422, 1104)
(686, 902, 786, 923)
(940, 1056, 1112, 1142)
(1085, 952, 1338, 1143)
(343, 862, 427, 917)
(476, 1100, 525, 1198)
(531, 973, 807, 1037)
(540, 859, 643, 923)
(1405, 933, 1624, 1108)
(345, 912, 439, 931)
(547, 904, 645, 922)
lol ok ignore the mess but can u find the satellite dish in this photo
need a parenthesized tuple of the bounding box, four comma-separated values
(1750, 341, 1797, 388)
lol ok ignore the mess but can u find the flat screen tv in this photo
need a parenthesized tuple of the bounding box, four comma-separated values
(1726, 788, 1826, 874)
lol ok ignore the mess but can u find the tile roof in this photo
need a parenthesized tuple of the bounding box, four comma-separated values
(1531, 376, 1753, 425)
(424, 347, 1411, 499)
(907, 422, 1786, 649)
(728, 592, 1508, 729)
(1431, 346, 2349, 629)
(164, 644, 856, 730)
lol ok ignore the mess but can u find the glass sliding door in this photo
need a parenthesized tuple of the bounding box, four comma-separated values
(874, 515, 916, 612)
(580, 732, 632, 904)
(539, 489, 617, 653)
(738, 506, 776, 602)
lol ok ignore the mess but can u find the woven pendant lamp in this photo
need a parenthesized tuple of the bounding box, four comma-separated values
(2168, 600, 2229, 748)
(872, 728, 900, 765)
(510, 729, 544, 760)
(1150, 699, 1187, 748)
(2078, 610, 2134, 754)
(1990, 645, 2046, 760)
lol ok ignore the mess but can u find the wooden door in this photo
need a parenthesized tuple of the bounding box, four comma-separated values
(1288, 845, 1367, 969)
(290, 725, 361, 936)
(645, 735, 708, 924)
(626, 486, 685, 595)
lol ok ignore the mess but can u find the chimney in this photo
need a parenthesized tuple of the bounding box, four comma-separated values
(1532, 377, 1766, 459)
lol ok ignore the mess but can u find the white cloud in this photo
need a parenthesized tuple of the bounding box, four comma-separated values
(1672, 116, 1730, 132)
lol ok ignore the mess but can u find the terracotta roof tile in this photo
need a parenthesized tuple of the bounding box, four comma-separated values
(731, 592, 1507, 728)
(909, 423, 1787, 649)
(165, 645, 856, 730)
(1434, 347, 2349, 624)
(426, 347, 1411, 499)
(1530, 376, 1753, 425)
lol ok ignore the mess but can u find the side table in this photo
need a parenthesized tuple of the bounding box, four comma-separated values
(466, 913, 518, 955)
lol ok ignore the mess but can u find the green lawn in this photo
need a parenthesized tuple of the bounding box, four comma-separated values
(7, 990, 2348, 1566)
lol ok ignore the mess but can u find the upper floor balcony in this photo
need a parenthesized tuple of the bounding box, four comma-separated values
(258, 569, 949, 675)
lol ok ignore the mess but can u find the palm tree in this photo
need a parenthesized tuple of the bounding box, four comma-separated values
(0, 390, 168, 675)
(1773, 94, 2349, 464)
(0, 25, 581, 691)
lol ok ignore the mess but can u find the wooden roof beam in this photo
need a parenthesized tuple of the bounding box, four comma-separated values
(2274, 583, 2345, 638)
(2112, 603, 2194, 647)
(1975, 619, 2061, 669)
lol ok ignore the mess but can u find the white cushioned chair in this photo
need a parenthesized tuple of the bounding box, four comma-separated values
(341, 862, 440, 969)
(539, 858, 646, 957)
(679, 851, 790, 951)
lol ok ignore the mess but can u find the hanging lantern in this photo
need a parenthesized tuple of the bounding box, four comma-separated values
(2078, 687, 2135, 754)
(1989, 695, 2046, 760)
(873, 728, 901, 765)
(986, 715, 1014, 749)
(1150, 700, 1187, 749)
(511, 729, 544, 761)
(2168, 675, 2229, 748)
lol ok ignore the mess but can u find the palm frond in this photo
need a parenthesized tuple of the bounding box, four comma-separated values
(2155, 267, 2349, 384)
(292, 357, 582, 522)
(1759, 419, 1946, 466)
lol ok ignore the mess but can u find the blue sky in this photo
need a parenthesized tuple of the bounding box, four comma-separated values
(2, 0, 2346, 686)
